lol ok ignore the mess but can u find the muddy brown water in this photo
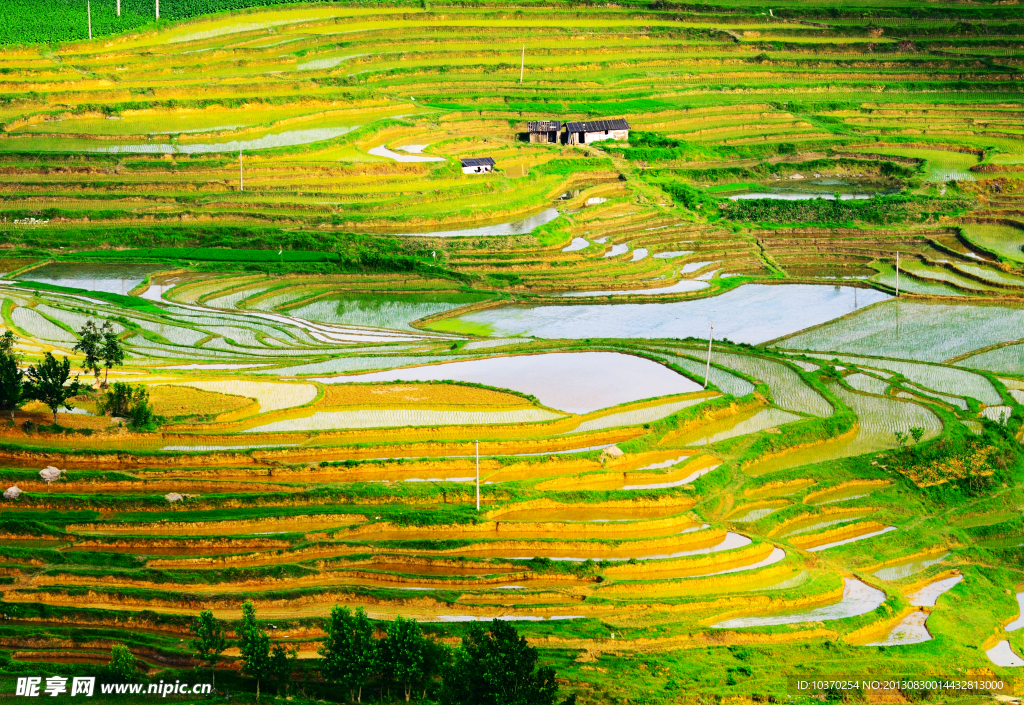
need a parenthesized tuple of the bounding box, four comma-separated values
(69, 545, 257, 556)
(72, 515, 366, 537)
(0, 539, 70, 548)
(491, 506, 687, 522)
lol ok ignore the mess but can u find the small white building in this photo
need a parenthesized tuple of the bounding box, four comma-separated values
(461, 157, 495, 174)
(565, 119, 630, 146)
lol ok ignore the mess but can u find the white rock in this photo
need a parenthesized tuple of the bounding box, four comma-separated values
(39, 466, 63, 484)
(3, 486, 21, 499)
(165, 493, 184, 503)
(603, 445, 624, 459)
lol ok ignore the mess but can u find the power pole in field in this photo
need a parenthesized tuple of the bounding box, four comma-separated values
(475, 441, 480, 511)
(704, 321, 714, 389)
(87, 1, 92, 40)
(117, 0, 121, 17)
(239, 150, 244, 192)
(520, 44, 525, 83)
(895, 251, 900, 297)
(156, 0, 160, 20)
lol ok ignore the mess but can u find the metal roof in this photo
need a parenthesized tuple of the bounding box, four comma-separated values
(460, 157, 496, 167)
(528, 120, 562, 132)
(564, 119, 630, 133)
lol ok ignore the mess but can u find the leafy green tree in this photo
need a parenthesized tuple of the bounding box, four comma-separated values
(319, 606, 378, 703)
(101, 322, 125, 385)
(381, 615, 426, 702)
(25, 353, 81, 424)
(440, 619, 564, 705)
(269, 642, 298, 696)
(73, 320, 103, 388)
(238, 601, 272, 700)
(106, 643, 138, 682)
(0, 331, 24, 420)
(420, 637, 451, 700)
(190, 609, 227, 687)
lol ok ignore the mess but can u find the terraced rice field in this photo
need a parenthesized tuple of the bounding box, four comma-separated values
(0, 0, 1023, 701)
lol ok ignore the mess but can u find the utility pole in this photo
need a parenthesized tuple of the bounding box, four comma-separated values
(88, 1, 92, 40)
(239, 149, 244, 192)
(520, 44, 524, 84)
(117, 0, 121, 17)
(895, 251, 900, 297)
(704, 321, 714, 389)
(475, 441, 480, 511)
(155, 0, 160, 20)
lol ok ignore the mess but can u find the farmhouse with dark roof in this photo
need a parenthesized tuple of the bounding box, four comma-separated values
(564, 119, 630, 146)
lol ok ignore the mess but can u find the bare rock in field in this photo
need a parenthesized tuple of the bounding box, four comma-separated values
(165, 493, 184, 503)
(602, 445, 624, 461)
(3, 486, 21, 500)
(39, 466, 63, 484)
(789, 173, 805, 180)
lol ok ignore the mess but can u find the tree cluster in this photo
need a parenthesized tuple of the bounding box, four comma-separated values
(0, 320, 135, 426)
(190, 604, 574, 704)
(0, 330, 82, 425)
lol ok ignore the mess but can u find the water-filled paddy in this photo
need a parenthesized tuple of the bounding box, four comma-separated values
(726, 180, 888, 201)
(561, 279, 709, 297)
(492, 505, 689, 522)
(368, 145, 444, 163)
(806, 525, 896, 552)
(865, 611, 931, 646)
(817, 355, 999, 406)
(729, 192, 873, 201)
(285, 292, 492, 332)
(567, 396, 713, 434)
(15, 263, 167, 294)
(391, 208, 560, 238)
(437, 285, 889, 344)
(244, 408, 563, 433)
(722, 178, 891, 200)
(860, 146, 978, 182)
(873, 552, 948, 581)
(986, 641, 1024, 668)
(1006, 593, 1024, 631)
(908, 575, 962, 606)
(704, 547, 787, 576)
(687, 408, 803, 447)
(961, 224, 1024, 263)
(651, 352, 755, 397)
(317, 352, 703, 414)
(746, 386, 942, 476)
(709, 351, 833, 417)
(778, 300, 1024, 363)
(622, 463, 721, 490)
(805, 481, 889, 506)
(712, 578, 885, 628)
(80, 126, 357, 154)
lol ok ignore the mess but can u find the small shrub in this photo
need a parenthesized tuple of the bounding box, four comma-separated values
(98, 383, 159, 431)
(106, 644, 138, 682)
